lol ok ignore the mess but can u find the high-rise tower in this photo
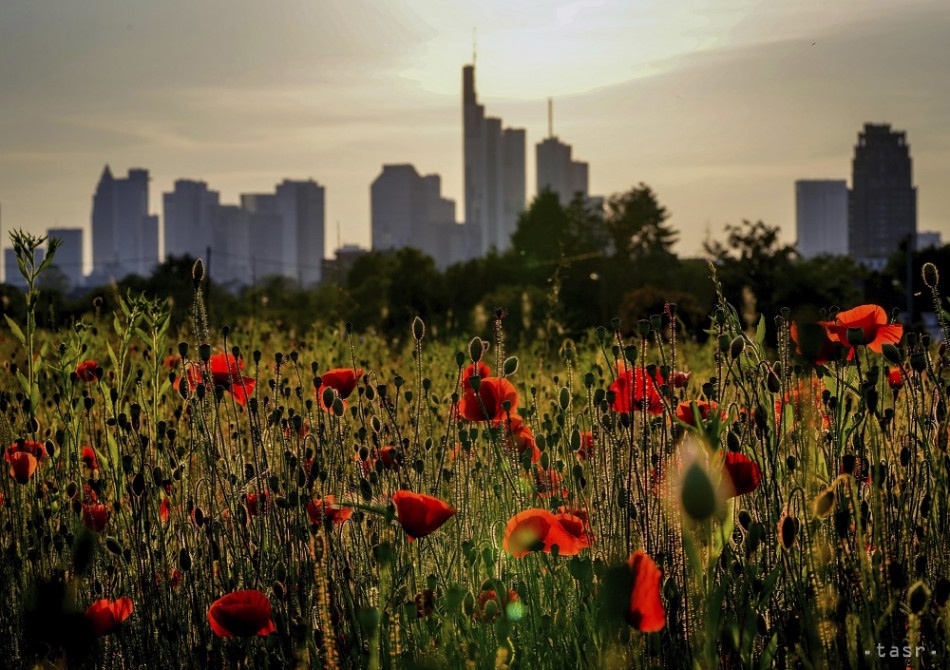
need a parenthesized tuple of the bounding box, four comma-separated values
(90, 166, 158, 280)
(463, 64, 525, 255)
(849, 123, 916, 269)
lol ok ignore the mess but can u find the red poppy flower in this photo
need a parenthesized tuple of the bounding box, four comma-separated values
(83, 503, 111, 532)
(474, 588, 519, 622)
(887, 366, 904, 391)
(818, 305, 903, 359)
(415, 589, 435, 618)
(533, 467, 568, 498)
(675, 400, 724, 427)
(720, 452, 762, 498)
(5, 439, 47, 462)
(503, 417, 541, 462)
(76, 360, 100, 382)
(609, 364, 665, 415)
(392, 490, 457, 541)
(669, 370, 692, 388)
(789, 321, 840, 365)
(160, 497, 171, 523)
(461, 362, 491, 392)
(84, 597, 133, 637)
(207, 590, 276, 637)
(456, 377, 519, 422)
(626, 550, 665, 632)
(503, 509, 587, 557)
(246, 491, 269, 517)
(554, 511, 592, 546)
(8, 451, 37, 484)
(378, 446, 401, 470)
(178, 353, 256, 406)
(81, 446, 98, 471)
(774, 378, 830, 430)
(306, 495, 353, 526)
(163, 354, 179, 369)
(576, 431, 595, 461)
(320, 368, 362, 400)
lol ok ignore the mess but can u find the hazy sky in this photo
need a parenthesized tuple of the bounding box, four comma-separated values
(2, 0, 948, 274)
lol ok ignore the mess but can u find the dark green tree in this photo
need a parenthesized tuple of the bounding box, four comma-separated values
(604, 184, 677, 261)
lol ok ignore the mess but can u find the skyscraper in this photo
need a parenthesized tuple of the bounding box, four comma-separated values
(795, 180, 848, 259)
(163, 180, 220, 262)
(371, 165, 427, 251)
(536, 137, 589, 205)
(371, 165, 465, 268)
(91, 166, 159, 280)
(849, 123, 917, 269)
(463, 64, 526, 255)
(275, 179, 326, 286)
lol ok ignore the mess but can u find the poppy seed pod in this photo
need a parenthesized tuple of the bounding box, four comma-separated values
(778, 514, 798, 550)
(922, 262, 939, 289)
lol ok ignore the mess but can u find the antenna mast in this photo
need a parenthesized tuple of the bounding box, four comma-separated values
(548, 98, 553, 138)
(472, 27, 477, 66)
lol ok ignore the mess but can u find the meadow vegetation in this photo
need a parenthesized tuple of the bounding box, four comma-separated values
(2, 230, 949, 669)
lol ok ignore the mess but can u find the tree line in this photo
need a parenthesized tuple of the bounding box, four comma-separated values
(1, 184, 938, 343)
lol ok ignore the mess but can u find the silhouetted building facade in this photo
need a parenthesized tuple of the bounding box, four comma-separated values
(371, 165, 466, 269)
(536, 113, 589, 205)
(463, 64, 526, 255)
(90, 166, 159, 281)
(849, 123, 917, 269)
(163, 180, 220, 263)
(795, 180, 848, 259)
(275, 179, 326, 286)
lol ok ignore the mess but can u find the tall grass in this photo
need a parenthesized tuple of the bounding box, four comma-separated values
(1, 230, 948, 669)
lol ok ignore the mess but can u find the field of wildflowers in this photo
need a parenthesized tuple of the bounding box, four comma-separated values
(2, 231, 949, 669)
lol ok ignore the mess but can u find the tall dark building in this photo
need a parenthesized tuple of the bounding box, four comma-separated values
(849, 123, 916, 269)
(463, 64, 526, 256)
(90, 166, 159, 281)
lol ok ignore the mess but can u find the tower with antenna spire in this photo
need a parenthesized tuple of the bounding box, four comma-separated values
(535, 99, 589, 204)
(462, 60, 525, 256)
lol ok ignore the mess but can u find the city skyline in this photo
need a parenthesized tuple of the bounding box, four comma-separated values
(2, 1, 949, 276)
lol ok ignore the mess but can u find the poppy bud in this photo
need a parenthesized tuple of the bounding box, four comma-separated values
(778, 514, 798, 550)
(558, 387, 571, 411)
(882, 343, 903, 364)
(681, 462, 716, 521)
(727, 430, 741, 453)
(910, 353, 928, 373)
(192, 258, 204, 283)
(637, 320, 651, 338)
(766, 371, 781, 394)
(469, 337, 484, 364)
(715, 309, 726, 326)
(922, 262, 939, 289)
(730, 337, 745, 360)
(908, 581, 930, 615)
(503, 357, 519, 376)
(718, 335, 731, 354)
(812, 488, 835, 518)
(846, 327, 865, 346)
(412, 316, 425, 341)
